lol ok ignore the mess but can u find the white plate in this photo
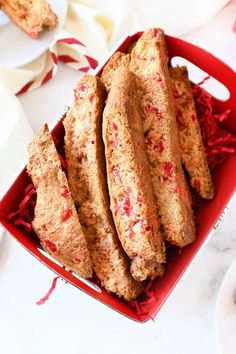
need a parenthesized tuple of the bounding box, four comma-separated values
(215, 259, 236, 354)
(0, 0, 67, 68)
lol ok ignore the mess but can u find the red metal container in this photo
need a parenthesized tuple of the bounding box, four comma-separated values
(1, 32, 236, 322)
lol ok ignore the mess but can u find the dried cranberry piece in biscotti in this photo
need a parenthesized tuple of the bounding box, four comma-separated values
(60, 186, 70, 199)
(44, 239, 57, 253)
(112, 165, 122, 183)
(155, 138, 165, 153)
(163, 162, 174, 179)
(62, 208, 72, 221)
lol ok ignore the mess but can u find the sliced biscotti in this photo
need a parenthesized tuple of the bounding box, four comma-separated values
(103, 68, 165, 282)
(170, 66, 214, 199)
(100, 52, 130, 92)
(27, 124, 92, 278)
(130, 28, 196, 247)
(63, 75, 144, 300)
(1, 0, 57, 39)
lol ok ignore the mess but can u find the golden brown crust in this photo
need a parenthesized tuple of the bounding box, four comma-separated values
(64, 75, 144, 300)
(27, 124, 92, 278)
(170, 66, 214, 199)
(1, 0, 57, 39)
(100, 52, 130, 92)
(130, 28, 196, 247)
(103, 68, 165, 281)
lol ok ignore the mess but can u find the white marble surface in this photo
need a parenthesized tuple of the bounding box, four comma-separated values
(1, 6, 236, 354)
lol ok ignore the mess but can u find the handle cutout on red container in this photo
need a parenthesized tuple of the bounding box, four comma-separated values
(171, 56, 230, 102)
(37, 246, 102, 293)
(38, 247, 63, 267)
(71, 272, 102, 293)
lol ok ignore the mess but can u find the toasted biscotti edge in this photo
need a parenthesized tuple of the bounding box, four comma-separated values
(129, 28, 196, 247)
(170, 66, 214, 199)
(27, 124, 92, 278)
(100, 51, 131, 92)
(63, 75, 145, 300)
(103, 67, 165, 281)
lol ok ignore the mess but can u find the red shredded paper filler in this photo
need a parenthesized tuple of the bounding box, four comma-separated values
(192, 80, 236, 170)
(36, 276, 60, 305)
(7, 183, 36, 232)
(4, 79, 236, 314)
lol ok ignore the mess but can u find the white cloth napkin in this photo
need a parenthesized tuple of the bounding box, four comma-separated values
(0, 0, 229, 94)
(0, 83, 34, 198)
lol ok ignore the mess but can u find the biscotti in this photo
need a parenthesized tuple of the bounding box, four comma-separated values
(130, 28, 196, 247)
(1, 0, 57, 39)
(103, 67, 165, 282)
(170, 66, 214, 199)
(100, 52, 130, 92)
(63, 75, 144, 300)
(27, 124, 92, 278)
